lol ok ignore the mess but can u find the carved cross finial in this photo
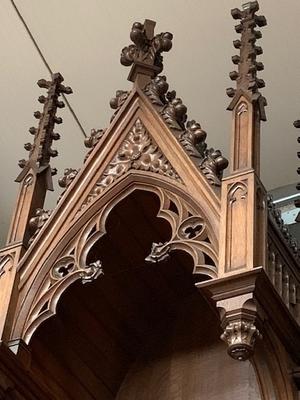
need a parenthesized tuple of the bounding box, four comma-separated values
(227, 1, 267, 120)
(120, 19, 173, 85)
(16, 73, 72, 190)
(293, 119, 300, 221)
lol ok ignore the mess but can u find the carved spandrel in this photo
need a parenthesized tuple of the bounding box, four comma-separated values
(146, 208, 218, 279)
(81, 118, 182, 211)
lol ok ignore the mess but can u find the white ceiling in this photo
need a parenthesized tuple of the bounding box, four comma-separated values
(1, 0, 300, 246)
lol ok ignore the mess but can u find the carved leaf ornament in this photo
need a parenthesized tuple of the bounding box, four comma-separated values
(82, 119, 181, 210)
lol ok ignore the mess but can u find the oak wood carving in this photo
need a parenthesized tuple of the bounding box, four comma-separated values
(0, 3, 299, 399)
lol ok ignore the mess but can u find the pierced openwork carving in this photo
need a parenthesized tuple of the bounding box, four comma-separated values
(22, 184, 217, 343)
(81, 118, 182, 210)
(145, 205, 217, 278)
(51, 256, 103, 284)
(221, 319, 261, 361)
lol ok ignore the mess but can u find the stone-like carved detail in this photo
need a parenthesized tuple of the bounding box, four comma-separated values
(84, 128, 106, 161)
(221, 320, 261, 361)
(82, 118, 182, 210)
(110, 90, 130, 122)
(146, 201, 217, 278)
(28, 209, 52, 245)
(121, 20, 173, 76)
(144, 75, 228, 186)
(57, 168, 79, 203)
(267, 194, 300, 259)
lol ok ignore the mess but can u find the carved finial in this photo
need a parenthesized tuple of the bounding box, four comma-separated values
(121, 19, 173, 85)
(16, 73, 72, 190)
(227, 1, 267, 120)
(294, 119, 300, 221)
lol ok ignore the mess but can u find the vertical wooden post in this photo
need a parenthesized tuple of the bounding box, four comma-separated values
(219, 1, 267, 277)
(0, 74, 72, 342)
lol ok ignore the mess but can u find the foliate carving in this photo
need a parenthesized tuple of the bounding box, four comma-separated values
(144, 75, 169, 105)
(161, 97, 187, 131)
(80, 260, 104, 284)
(121, 20, 173, 75)
(179, 120, 207, 158)
(82, 118, 181, 209)
(58, 168, 78, 189)
(28, 208, 52, 245)
(200, 149, 229, 187)
(145, 242, 171, 263)
(146, 199, 218, 279)
(144, 75, 228, 186)
(84, 128, 106, 161)
(110, 90, 130, 122)
(221, 320, 261, 361)
(57, 168, 79, 203)
(267, 194, 300, 259)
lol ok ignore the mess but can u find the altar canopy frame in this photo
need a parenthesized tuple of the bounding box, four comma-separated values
(0, 2, 300, 399)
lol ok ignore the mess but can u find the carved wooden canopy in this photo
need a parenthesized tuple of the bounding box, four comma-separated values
(1, 6, 300, 390)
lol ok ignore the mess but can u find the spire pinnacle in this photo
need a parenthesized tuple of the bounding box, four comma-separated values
(16, 73, 72, 190)
(227, 1, 267, 120)
(120, 19, 173, 85)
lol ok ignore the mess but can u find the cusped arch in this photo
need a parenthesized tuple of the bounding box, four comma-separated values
(12, 171, 220, 343)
